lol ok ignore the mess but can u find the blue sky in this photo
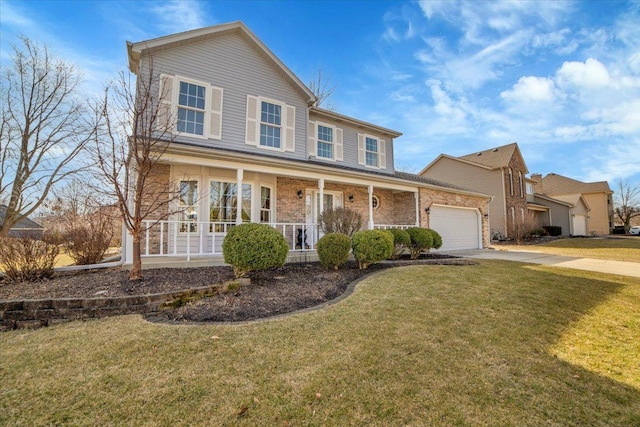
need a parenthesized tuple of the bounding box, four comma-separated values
(2, 0, 639, 187)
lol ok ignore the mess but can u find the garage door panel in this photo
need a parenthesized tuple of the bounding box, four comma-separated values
(430, 206, 480, 251)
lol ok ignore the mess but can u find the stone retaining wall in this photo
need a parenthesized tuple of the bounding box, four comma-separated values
(0, 285, 222, 331)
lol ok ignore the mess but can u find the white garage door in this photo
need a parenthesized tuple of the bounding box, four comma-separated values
(572, 215, 587, 236)
(429, 206, 481, 251)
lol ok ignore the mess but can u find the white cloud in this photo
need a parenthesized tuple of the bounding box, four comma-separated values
(557, 58, 610, 89)
(501, 76, 557, 103)
(151, 0, 207, 34)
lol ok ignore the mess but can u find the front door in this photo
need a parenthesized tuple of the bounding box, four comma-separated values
(305, 190, 343, 245)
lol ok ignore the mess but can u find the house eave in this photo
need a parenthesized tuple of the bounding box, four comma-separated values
(310, 107, 402, 138)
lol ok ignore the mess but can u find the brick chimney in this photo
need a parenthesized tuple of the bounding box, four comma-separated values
(530, 174, 543, 193)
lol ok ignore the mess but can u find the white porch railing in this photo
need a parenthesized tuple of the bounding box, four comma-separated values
(140, 220, 416, 259)
(140, 220, 322, 259)
(374, 224, 413, 230)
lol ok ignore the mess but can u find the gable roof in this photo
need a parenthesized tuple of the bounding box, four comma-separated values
(127, 21, 316, 104)
(0, 205, 44, 230)
(419, 142, 528, 176)
(458, 142, 527, 171)
(549, 193, 591, 211)
(540, 173, 612, 195)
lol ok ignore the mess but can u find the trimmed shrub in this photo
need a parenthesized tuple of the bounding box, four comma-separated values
(318, 207, 363, 237)
(529, 228, 549, 238)
(388, 228, 411, 259)
(427, 229, 443, 250)
(0, 236, 60, 283)
(317, 233, 351, 270)
(543, 225, 562, 236)
(222, 223, 289, 278)
(351, 229, 393, 270)
(406, 227, 434, 260)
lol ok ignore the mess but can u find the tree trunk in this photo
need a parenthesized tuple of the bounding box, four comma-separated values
(129, 234, 143, 280)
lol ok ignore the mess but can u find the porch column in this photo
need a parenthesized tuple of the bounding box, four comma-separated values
(236, 168, 244, 225)
(414, 191, 420, 226)
(368, 185, 374, 229)
(318, 178, 325, 216)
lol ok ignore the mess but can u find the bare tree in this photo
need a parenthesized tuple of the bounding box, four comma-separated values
(0, 37, 97, 237)
(614, 179, 640, 233)
(94, 58, 181, 280)
(308, 68, 336, 109)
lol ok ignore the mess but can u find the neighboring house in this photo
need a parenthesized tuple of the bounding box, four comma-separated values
(530, 173, 614, 235)
(420, 143, 584, 238)
(124, 21, 491, 265)
(0, 205, 45, 239)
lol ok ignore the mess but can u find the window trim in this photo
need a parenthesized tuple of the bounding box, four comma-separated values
(371, 195, 380, 210)
(259, 98, 284, 150)
(358, 133, 386, 170)
(259, 185, 273, 224)
(177, 179, 200, 234)
(208, 179, 253, 233)
(316, 121, 336, 161)
(163, 74, 223, 141)
(365, 135, 380, 168)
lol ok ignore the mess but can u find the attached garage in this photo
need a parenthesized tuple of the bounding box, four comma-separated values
(572, 214, 588, 236)
(429, 205, 482, 251)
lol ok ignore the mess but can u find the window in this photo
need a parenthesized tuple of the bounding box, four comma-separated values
(371, 195, 380, 210)
(260, 101, 282, 148)
(179, 181, 199, 233)
(260, 187, 272, 223)
(177, 81, 206, 136)
(526, 182, 534, 195)
(358, 133, 386, 169)
(365, 137, 378, 167)
(519, 172, 524, 198)
(209, 181, 251, 232)
(160, 74, 223, 140)
(508, 168, 514, 196)
(317, 125, 333, 159)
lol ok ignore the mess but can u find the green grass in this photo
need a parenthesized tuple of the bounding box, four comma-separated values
(2, 260, 639, 426)
(499, 236, 640, 263)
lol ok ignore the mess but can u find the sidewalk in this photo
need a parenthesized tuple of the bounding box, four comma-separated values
(444, 249, 640, 279)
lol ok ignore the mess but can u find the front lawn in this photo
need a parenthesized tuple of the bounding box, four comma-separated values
(1, 260, 638, 426)
(497, 236, 640, 263)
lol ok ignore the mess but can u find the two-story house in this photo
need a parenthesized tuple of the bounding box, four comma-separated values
(123, 21, 491, 265)
(530, 173, 613, 235)
(420, 143, 590, 239)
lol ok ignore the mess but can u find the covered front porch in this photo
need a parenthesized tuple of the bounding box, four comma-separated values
(130, 156, 419, 265)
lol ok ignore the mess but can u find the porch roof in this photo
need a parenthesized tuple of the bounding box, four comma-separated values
(162, 142, 492, 199)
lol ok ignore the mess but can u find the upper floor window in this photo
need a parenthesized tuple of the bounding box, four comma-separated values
(246, 95, 295, 152)
(317, 125, 333, 159)
(508, 168, 514, 196)
(308, 121, 343, 161)
(526, 182, 534, 195)
(518, 171, 524, 198)
(366, 137, 379, 167)
(260, 101, 282, 148)
(357, 133, 386, 169)
(159, 74, 223, 140)
(177, 82, 206, 135)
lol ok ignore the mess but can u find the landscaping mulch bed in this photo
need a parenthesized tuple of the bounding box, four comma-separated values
(1, 254, 473, 323)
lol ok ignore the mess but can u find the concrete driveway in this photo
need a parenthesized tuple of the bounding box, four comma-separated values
(444, 249, 640, 279)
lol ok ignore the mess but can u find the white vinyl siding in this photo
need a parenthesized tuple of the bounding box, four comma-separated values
(246, 95, 295, 152)
(160, 74, 223, 140)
